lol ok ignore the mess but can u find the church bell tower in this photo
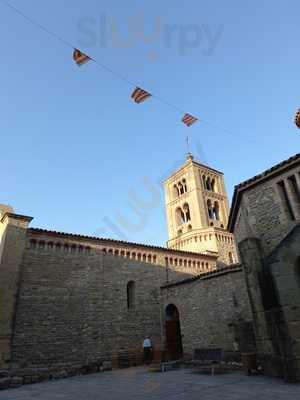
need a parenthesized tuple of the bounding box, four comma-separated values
(164, 154, 238, 265)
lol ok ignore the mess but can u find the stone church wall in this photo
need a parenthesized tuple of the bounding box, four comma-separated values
(233, 164, 300, 256)
(161, 267, 253, 359)
(11, 243, 176, 370)
(11, 228, 212, 371)
(0, 219, 254, 388)
(9, 231, 252, 375)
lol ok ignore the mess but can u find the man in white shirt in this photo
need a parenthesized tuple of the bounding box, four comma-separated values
(143, 336, 152, 365)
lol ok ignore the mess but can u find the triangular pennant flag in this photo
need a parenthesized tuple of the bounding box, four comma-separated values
(182, 113, 198, 127)
(73, 49, 90, 66)
(295, 109, 300, 129)
(131, 87, 152, 104)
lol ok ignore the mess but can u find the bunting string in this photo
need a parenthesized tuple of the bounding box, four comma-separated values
(1, 0, 249, 137)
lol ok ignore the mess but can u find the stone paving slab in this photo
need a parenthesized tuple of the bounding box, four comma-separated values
(0, 367, 299, 400)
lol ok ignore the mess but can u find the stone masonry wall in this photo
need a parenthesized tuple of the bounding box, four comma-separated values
(11, 233, 195, 371)
(161, 267, 253, 359)
(234, 164, 300, 257)
(0, 214, 32, 370)
(267, 224, 300, 381)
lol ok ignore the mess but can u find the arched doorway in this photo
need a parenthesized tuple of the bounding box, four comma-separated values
(165, 304, 183, 360)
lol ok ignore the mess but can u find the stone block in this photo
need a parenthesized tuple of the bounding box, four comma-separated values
(288, 321, 300, 340)
(9, 376, 23, 388)
(102, 361, 112, 371)
(23, 375, 33, 385)
(0, 377, 10, 390)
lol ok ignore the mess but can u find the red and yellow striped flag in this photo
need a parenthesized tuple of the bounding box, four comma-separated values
(295, 109, 300, 129)
(131, 87, 152, 104)
(182, 114, 198, 127)
(73, 49, 90, 66)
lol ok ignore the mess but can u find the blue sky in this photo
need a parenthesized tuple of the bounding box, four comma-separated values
(0, 0, 299, 246)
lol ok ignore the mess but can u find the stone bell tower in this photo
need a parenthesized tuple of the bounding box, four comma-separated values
(164, 154, 238, 265)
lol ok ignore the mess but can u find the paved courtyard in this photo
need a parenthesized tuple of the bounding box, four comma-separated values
(0, 367, 300, 400)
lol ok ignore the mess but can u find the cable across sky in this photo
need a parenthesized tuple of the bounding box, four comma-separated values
(0, 0, 259, 141)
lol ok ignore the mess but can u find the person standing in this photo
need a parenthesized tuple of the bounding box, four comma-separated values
(143, 336, 152, 365)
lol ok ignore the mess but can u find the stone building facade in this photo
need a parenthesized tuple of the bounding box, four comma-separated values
(161, 266, 254, 359)
(164, 154, 238, 266)
(0, 155, 252, 388)
(228, 153, 300, 382)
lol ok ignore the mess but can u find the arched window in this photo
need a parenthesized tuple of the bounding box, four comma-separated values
(173, 184, 180, 198)
(211, 179, 216, 192)
(213, 201, 220, 220)
(182, 179, 188, 192)
(183, 203, 191, 222)
(176, 207, 185, 225)
(202, 175, 206, 189)
(178, 182, 184, 195)
(127, 281, 135, 309)
(206, 177, 212, 191)
(207, 200, 214, 219)
(229, 252, 234, 264)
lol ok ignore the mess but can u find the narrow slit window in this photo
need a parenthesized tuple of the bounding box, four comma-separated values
(127, 281, 135, 309)
(277, 180, 295, 220)
(287, 175, 300, 215)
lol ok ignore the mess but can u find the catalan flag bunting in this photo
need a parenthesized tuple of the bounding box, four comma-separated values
(295, 109, 300, 129)
(131, 87, 152, 104)
(182, 114, 198, 127)
(73, 49, 90, 66)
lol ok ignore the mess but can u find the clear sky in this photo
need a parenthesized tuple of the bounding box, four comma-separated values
(0, 0, 299, 246)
